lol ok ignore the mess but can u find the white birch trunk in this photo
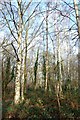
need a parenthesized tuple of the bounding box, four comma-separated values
(57, 26, 62, 97)
(45, 3, 49, 91)
(14, 61, 21, 104)
(21, 44, 25, 101)
(74, 0, 80, 88)
(21, 23, 28, 100)
(14, 0, 22, 104)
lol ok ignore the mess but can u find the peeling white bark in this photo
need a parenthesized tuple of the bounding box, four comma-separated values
(14, 61, 21, 104)
(14, 0, 22, 104)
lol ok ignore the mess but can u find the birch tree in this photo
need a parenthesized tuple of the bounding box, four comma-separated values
(73, 0, 80, 90)
(0, 0, 45, 103)
(14, 0, 23, 104)
(45, 3, 49, 91)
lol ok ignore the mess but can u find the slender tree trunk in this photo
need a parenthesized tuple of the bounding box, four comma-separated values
(15, 61, 21, 104)
(23, 27, 28, 97)
(21, 42, 25, 101)
(57, 26, 62, 98)
(14, 0, 22, 104)
(2, 57, 5, 98)
(56, 20, 62, 120)
(21, 20, 29, 100)
(34, 48, 39, 89)
(45, 3, 49, 91)
(73, 0, 80, 90)
(21, 35, 28, 100)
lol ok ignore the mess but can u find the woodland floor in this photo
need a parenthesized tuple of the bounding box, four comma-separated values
(2, 86, 80, 120)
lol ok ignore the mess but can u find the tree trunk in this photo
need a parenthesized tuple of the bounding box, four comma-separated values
(73, 0, 80, 90)
(57, 26, 62, 98)
(45, 3, 49, 91)
(23, 26, 28, 97)
(14, 60, 21, 104)
(14, 0, 22, 104)
(2, 57, 5, 98)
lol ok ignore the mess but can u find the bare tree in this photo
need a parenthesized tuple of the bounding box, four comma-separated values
(73, 0, 80, 89)
(45, 3, 49, 91)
